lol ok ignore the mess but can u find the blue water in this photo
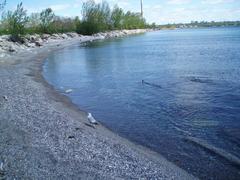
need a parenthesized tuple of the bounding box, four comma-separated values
(43, 28, 240, 179)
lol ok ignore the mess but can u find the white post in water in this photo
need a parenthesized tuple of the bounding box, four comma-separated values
(141, 0, 143, 17)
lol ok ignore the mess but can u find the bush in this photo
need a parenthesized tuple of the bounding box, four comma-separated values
(26, 13, 41, 34)
(79, 0, 146, 35)
(80, 0, 111, 35)
(75, 16, 81, 34)
(40, 8, 55, 33)
(51, 16, 77, 33)
(0, 0, 148, 36)
(122, 11, 146, 29)
(111, 5, 124, 30)
(1, 2, 28, 41)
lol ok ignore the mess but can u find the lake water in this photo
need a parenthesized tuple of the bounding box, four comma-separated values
(43, 28, 240, 179)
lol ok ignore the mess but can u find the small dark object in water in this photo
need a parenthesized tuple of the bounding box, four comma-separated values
(68, 136, 75, 139)
(142, 80, 162, 89)
(189, 77, 213, 84)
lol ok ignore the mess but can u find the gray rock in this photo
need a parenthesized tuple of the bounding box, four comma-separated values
(61, 34, 68, 39)
(8, 46, 15, 52)
(41, 34, 50, 40)
(35, 41, 43, 47)
(3, 96, 8, 101)
(25, 42, 36, 48)
(66, 32, 78, 38)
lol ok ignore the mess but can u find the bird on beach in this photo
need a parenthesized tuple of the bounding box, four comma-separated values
(88, 113, 98, 124)
(65, 89, 73, 94)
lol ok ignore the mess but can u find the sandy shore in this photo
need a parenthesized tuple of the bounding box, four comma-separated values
(0, 31, 197, 179)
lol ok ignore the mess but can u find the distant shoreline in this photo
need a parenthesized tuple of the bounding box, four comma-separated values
(156, 21, 240, 30)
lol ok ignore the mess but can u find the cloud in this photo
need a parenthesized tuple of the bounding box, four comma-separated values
(18, 0, 240, 24)
(167, 0, 192, 5)
(201, 0, 235, 4)
(50, 4, 71, 11)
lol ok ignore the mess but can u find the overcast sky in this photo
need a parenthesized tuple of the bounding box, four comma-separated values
(5, 0, 240, 24)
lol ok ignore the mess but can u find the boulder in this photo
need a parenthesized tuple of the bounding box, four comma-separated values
(8, 45, 16, 52)
(66, 32, 79, 38)
(52, 34, 60, 39)
(35, 41, 43, 47)
(41, 34, 50, 40)
(25, 42, 36, 48)
(61, 34, 68, 39)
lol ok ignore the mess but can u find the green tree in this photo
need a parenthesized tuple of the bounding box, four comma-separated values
(40, 8, 55, 33)
(111, 5, 124, 29)
(74, 16, 81, 34)
(80, 0, 111, 35)
(27, 13, 41, 33)
(51, 16, 77, 33)
(2, 2, 28, 41)
(123, 11, 146, 29)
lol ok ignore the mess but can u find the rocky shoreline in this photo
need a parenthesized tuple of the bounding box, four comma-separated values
(0, 29, 196, 179)
(0, 29, 148, 57)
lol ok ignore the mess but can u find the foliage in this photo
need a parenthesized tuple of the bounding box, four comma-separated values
(79, 0, 112, 35)
(79, 0, 146, 35)
(111, 5, 124, 29)
(26, 13, 41, 33)
(0, 0, 148, 36)
(122, 11, 146, 29)
(51, 16, 77, 33)
(74, 16, 81, 34)
(1, 2, 28, 40)
(28, 13, 40, 28)
(40, 8, 55, 33)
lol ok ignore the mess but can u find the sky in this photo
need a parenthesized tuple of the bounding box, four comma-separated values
(4, 0, 240, 24)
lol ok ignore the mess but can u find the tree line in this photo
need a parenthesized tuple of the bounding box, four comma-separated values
(0, 0, 147, 39)
(157, 21, 240, 29)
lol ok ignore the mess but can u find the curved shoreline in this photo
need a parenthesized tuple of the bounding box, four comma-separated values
(0, 32, 196, 179)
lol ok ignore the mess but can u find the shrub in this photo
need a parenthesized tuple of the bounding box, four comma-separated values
(1, 2, 28, 41)
(0, 0, 148, 36)
(123, 11, 146, 29)
(111, 5, 124, 30)
(51, 16, 77, 33)
(40, 8, 55, 33)
(80, 0, 111, 35)
(74, 16, 81, 34)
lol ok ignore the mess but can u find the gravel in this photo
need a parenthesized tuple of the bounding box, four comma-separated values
(0, 34, 197, 179)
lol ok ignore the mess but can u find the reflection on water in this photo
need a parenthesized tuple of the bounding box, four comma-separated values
(44, 28, 240, 179)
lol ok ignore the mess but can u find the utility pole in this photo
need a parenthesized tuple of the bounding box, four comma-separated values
(141, 0, 143, 17)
